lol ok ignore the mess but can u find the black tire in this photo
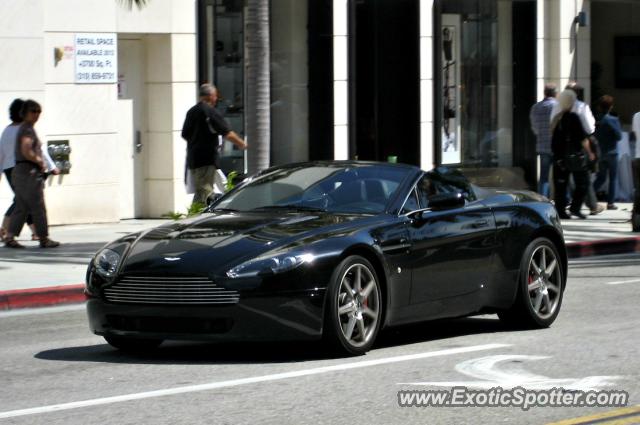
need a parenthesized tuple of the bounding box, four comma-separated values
(498, 237, 565, 328)
(323, 255, 383, 355)
(104, 335, 163, 352)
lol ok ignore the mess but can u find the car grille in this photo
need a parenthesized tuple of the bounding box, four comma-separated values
(103, 276, 240, 305)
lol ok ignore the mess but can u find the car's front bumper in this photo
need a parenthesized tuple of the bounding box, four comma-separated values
(86, 288, 327, 342)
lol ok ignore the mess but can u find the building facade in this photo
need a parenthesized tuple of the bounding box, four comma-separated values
(1, 0, 637, 224)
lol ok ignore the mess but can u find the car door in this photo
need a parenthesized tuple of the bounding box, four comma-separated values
(407, 172, 497, 303)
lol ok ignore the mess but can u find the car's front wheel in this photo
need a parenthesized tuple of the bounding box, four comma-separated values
(324, 255, 383, 355)
(104, 335, 163, 352)
(499, 237, 564, 328)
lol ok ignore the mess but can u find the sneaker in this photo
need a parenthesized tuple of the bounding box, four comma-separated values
(607, 204, 618, 210)
(590, 204, 605, 215)
(570, 209, 587, 219)
(39, 238, 60, 248)
(5, 238, 25, 249)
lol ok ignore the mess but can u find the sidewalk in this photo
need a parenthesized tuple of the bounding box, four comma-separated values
(0, 219, 168, 309)
(0, 205, 638, 310)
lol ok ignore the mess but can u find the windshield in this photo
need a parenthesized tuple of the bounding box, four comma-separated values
(213, 164, 411, 214)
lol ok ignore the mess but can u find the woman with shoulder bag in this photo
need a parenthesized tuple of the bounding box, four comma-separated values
(3, 100, 59, 248)
(551, 90, 596, 219)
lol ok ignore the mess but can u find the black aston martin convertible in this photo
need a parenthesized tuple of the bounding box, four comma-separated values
(86, 161, 567, 355)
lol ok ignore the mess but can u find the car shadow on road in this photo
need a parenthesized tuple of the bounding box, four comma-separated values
(375, 316, 510, 349)
(34, 316, 516, 365)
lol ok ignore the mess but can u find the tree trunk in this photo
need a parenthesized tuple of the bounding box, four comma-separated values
(245, 0, 271, 174)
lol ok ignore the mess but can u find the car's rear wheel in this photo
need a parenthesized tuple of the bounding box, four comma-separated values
(324, 255, 382, 355)
(498, 237, 564, 328)
(104, 335, 163, 352)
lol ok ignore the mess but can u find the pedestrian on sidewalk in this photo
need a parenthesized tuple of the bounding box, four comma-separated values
(181, 84, 247, 205)
(551, 90, 596, 219)
(551, 82, 604, 215)
(593, 95, 623, 210)
(530, 83, 557, 197)
(0, 99, 59, 242)
(3, 100, 59, 248)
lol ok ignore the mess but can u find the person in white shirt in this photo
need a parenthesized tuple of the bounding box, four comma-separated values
(0, 99, 59, 241)
(550, 84, 595, 134)
(550, 82, 604, 215)
(632, 110, 640, 158)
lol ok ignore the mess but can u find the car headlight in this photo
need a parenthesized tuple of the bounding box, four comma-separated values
(94, 248, 121, 278)
(227, 252, 314, 278)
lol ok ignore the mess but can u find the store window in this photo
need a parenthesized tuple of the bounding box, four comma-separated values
(437, 0, 513, 169)
(198, 0, 246, 174)
(270, 0, 310, 166)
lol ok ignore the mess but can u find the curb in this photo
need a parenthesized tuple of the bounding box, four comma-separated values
(566, 236, 640, 259)
(0, 284, 86, 311)
(2, 236, 640, 311)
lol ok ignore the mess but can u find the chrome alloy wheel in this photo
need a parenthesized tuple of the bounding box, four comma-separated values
(526, 245, 562, 320)
(336, 263, 381, 348)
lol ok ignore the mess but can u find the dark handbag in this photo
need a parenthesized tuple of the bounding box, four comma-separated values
(564, 151, 588, 172)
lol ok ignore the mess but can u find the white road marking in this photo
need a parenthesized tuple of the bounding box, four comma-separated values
(605, 278, 640, 285)
(399, 354, 622, 391)
(0, 343, 508, 419)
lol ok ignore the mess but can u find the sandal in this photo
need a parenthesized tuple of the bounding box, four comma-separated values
(39, 238, 60, 248)
(5, 238, 25, 249)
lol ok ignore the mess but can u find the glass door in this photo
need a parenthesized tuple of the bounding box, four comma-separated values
(199, 0, 246, 175)
(214, 0, 245, 174)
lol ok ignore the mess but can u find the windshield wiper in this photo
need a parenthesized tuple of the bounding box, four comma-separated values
(211, 207, 239, 213)
(252, 204, 327, 212)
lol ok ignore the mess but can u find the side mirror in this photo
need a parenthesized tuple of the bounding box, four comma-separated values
(428, 192, 465, 210)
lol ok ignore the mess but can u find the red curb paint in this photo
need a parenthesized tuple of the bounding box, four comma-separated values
(566, 236, 640, 258)
(0, 284, 86, 310)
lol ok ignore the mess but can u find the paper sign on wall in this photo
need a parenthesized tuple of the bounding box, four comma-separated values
(75, 33, 117, 83)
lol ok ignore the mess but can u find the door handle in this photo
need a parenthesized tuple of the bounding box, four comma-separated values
(135, 130, 143, 153)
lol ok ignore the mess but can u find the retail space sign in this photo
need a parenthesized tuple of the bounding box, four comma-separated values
(75, 33, 117, 84)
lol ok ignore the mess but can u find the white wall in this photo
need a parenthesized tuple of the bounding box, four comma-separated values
(333, 0, 349, 160)
(538, 0, 591, 101)
(420, 0, 435, 171)
(0, 0, 197, 224)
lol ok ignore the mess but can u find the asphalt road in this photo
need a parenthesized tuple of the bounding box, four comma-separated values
(1, 253, 639, 425)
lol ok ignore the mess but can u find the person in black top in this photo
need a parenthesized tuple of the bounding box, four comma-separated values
(593, 95, 623, 210)
(181, 84, 247, 204)
(551, 90, 596, 219)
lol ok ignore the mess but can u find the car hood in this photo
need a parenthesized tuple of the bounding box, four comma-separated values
(120, 211, 372, 276)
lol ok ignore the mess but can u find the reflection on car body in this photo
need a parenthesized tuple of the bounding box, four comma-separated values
(86, 161, 567, 355)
